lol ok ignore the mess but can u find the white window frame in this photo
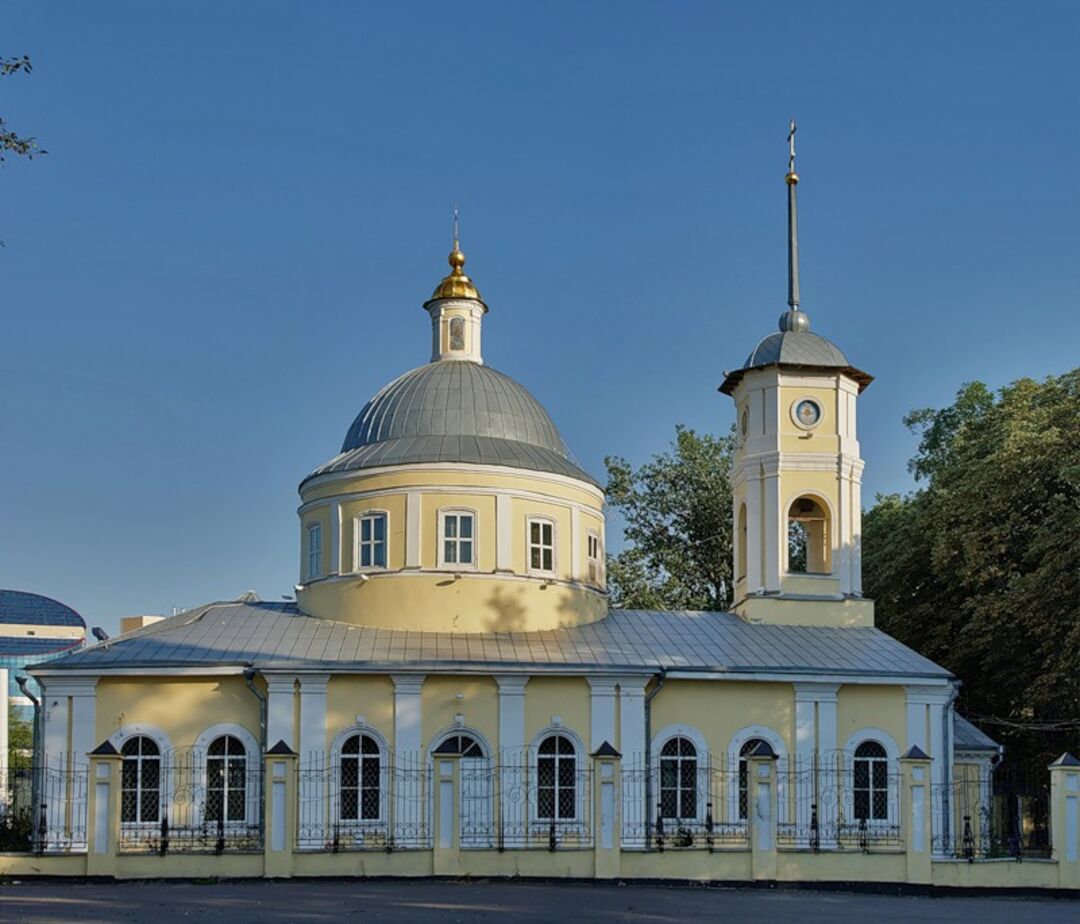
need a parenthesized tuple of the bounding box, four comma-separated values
(306, 522, 323, 580)
(527, 517, 556, 575)
(528, 728, 587, 836)
(111, 724, 174, 836)
(586, 530, 602, 584)
(353, 510, 389, 571)
(329, 725, 390, 843)
(438, 508, 477, 570)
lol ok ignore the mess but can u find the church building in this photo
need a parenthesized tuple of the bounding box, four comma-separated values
(24, 130, 986, 881)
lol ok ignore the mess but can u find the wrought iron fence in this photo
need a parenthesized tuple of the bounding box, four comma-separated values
(117, 747, 263, 855)
(778, 754, 902, 851)
(0, 757, 88, 854)
(621, 758, 748, 850)
(931, 761, 1051, 860)
(296, 750, 431, 851)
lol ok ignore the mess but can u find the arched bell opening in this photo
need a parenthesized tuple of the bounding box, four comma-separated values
(786, 495, 832, 575)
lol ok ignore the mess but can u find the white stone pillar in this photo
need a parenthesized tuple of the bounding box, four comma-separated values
(571, 508, 582, 582)
(298, 675, 330, 765)
(392, 675, 425, 847)
(793, 682, 839, 847)
(41, 682, 70, 767)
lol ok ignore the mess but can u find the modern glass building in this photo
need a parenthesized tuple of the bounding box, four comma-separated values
(1, 589, 86, 722)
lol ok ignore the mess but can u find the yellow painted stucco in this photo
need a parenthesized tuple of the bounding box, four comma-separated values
(523, 677, 590, 751)
(325, 675, 395, 752)
(421, 675, 499, 752)
(837, 685, 906, 753)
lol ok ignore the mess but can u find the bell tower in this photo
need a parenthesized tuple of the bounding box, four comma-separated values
(720, 122, 875, 628)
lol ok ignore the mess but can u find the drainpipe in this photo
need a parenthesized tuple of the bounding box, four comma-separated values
(941, 681, 960, 850)
(16, 676, 43, 852)
(643, 669, 666, 851)
(243, 667, 267, 841)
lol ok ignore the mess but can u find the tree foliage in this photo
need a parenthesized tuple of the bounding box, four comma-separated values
(604, 425, 735, 610)
(1, 55, 46, 164)
(864, 372, 1080, 766)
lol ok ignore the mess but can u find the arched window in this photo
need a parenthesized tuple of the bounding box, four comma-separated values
(659, 737, 697, 820)
(738, 738, 765, 820)
(787, 496, 831, 574)
(121, 736, 161, 824)
(432, 731, 492, 847)
(206, 735, 247, 823)
(537, 734, 576, 821)
(853, 741, 889, 821)
(339, 733, 381, 821)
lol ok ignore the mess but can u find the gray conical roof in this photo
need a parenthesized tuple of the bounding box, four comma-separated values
(304, 362, 597, 486)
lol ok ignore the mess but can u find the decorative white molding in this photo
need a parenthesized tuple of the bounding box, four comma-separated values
(586, 677, 618, 751)
(405, 490, 421, 568)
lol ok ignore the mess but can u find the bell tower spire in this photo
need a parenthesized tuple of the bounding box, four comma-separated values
(423, 208, 488, 364)
(780, 119, 811, 335)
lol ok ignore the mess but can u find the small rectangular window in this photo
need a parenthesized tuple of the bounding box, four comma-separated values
(442, 512, 474, 566)
(587, 532, 601, 583)
(307, 523, 322, 579)
(529, 519, 555, 573)
(357, 514, 387, 569)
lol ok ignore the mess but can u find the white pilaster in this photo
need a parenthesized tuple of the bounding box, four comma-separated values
(298, 674, 330, 764)
(391, 675, 425, 757)
(587, 677, 618, 752)
(571, 508, 582, 582)
(266, 676, 297, 750)
(406, 490, 422, 569)
(496, 675, 529, 837)
(762, 455, 782, 592)
(618, 676, 648, 849)
(329, 500, 342, 575)
(42, 683, 70, 766)
(744, 468, 763, 592)
(793, 682, 839, 845)
(496, 494, 512, 571)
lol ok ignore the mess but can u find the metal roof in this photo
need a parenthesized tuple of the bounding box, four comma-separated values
(34, 601, 951, 680)
(305, 362, 598, 487)
(954, 714, 1001, 752)
(0, 589, 86, 628)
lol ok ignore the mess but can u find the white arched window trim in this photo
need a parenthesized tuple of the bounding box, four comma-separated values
(190, 723, 261, 828)
(110, 724, 174, 828)
(329, 724, 391, 828)
(842, 727, 901, 830)
(726, 725, 789, 826)
(528, 726, 588, 832)
(651, 724, 710, 826)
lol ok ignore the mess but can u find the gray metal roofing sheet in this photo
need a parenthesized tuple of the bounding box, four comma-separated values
(744, 330, 850, 370)
(307, 362, 597, 486)
(35, 602, 951, 680)
(953, 714, 1001, 752)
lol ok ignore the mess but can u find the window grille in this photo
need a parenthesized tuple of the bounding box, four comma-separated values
(853, 741, 889, 821)
(339, 734, 382, 821)
(537, 734, 576, 820)
(121, 736, 161, 824)
(659, 737, 697, 820)
(206, 735, 247, 823)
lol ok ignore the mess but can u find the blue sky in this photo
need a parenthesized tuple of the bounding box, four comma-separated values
(2, 2, 1078, 635)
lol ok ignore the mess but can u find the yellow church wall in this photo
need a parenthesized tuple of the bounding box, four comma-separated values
(94, 676, 260, 748)
(340, 493, 408, 572)
(650, 680, 794, 766)
(523, 677, 590, 751)
(325, 675, 396, 751)
(298, 571, 605, 632)
(421, 675, 500, 751)
(837, 685, 906, 753)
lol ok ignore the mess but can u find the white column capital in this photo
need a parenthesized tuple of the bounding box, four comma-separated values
(792, 682, 840, 703)
(904, 684, 952, 706)
(391, 674, 426, 695)
(494, 674, 529, 695)
(586, 677, 620, 695)
(40, 676, 99, 698)
(298, 673, 331, 694)
(265, 675, 299, 694)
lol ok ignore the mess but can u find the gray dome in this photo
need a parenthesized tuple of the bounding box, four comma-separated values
(305, 362, 597, 486)
(743, 329, 850, 369)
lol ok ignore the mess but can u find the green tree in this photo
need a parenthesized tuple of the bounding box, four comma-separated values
(7, 704, 33, 772)
(604, 425, 735, 610)
(864, 372, 1080, 768)
(1, 55, 45, 163)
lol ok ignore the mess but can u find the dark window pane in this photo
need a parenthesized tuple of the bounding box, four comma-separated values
(872, 761, 887, 789)
(362, 758, 380, 787)
(854, 790, 869, 820)
(683, 788, 697, 819)
(460, 516, 472, 539)
(854, 761, 869, 789)
(558, 758, 575, 787)
(460, 540, 472, 564)
(373, 517, 385, 541)
(538, 787, 554, 819)
(374, 542, 386, 567)
(361, 735, 379, 755)
(559, 787, 575, 820)
(141, 789, 159, 823)
(228, 788, 244, 821)
(341, 758, 358, 789)
(341, 789, 358, 820)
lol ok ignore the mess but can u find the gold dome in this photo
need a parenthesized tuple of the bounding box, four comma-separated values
(427, 246, 486, 306)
